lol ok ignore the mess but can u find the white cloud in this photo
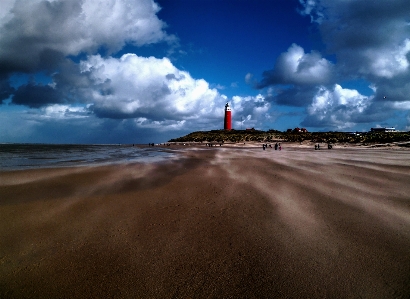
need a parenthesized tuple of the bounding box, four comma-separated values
(80, 53, 224, 120)
(81, 0, 171, 49)
(390, 101, 410, 110)
(366, 39, 410, 78)
(277, 44, 333, 85)
(299, 0, 410, 80)
(256, 44, 333, 88)
(78, 54, 273, 131)
(298, 0, 324, 23)
(293, 0, 410, 129)
(0, 0, 173, 72)
(133, 118, 186, 131)
(306, 84, 372, 129)
(42, 104, 89, 119)
(232, 94, 270, 126)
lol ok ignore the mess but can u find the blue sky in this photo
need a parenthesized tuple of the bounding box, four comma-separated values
(1, 0, 410, 144)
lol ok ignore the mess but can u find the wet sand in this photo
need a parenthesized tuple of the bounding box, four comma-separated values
(1, 147, 410, 298)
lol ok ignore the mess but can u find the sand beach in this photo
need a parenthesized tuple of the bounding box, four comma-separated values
(1, 145, 410, 298)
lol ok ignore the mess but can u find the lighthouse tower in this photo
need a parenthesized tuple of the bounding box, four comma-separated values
(224, 102, 232, 130)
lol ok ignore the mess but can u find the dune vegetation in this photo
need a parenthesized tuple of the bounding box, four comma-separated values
(169, 129, 410, 146)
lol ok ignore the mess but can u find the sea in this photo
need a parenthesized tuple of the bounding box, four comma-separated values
(0, 143, 177, 171)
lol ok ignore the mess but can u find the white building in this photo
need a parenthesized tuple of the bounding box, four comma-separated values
(370, 127, 396, 132)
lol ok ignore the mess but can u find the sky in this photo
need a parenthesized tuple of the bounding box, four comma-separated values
(1, 0, 410, 144)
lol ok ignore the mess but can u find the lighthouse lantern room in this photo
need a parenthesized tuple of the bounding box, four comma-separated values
(224, 102, 232, 130)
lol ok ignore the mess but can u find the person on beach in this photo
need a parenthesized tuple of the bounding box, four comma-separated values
(275, 143, 278, 150)
(279, 143, 281, 151)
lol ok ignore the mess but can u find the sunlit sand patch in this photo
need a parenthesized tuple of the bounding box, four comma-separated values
(0, 167, 88, 186)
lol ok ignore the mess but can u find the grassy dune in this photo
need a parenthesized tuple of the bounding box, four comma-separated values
(169, 130, 410, 146)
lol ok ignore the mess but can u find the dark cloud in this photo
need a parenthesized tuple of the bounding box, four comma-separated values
(89, 101, 175, 121)
(370, 72, 410, 104)
(0, 78, 14, 103)
(0, 1, 83, 75)
(272, 86, 319, 107)
(315, 0, 410, 80)
(322, 0, 410, 46)
(12, 83, 63, 108)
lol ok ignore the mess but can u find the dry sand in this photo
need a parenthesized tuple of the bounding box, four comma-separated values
(1, 146, 410, 298)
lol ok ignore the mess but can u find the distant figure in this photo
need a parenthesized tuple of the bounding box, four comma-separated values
(275, 143, 278, 150)
(328, 143, 333, 149)
(263, 144, 266, 150)
(279, 143, 282, 151)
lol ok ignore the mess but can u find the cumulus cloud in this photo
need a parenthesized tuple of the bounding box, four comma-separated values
(302, 84, 372, 129)
(300, 0, 410, 80)
(0, 0, 273, 135)
(1, 0, 241, 136)
(253, 0, 410, 130)
(74, 54, 269, 130)
(79, 54, 224, 121)
(3, 0, 408, 142)
(0, 0, 173, 74)
(256, 44, 334, 89)
(232, 94, 269, 116)
(231, 94, 270, 127)
(366, 39, 410, 78)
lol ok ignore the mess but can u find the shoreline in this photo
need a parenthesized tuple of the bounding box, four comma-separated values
(1, 147, 410, 298)
(160, 140, 410, 149)
(2, 142, 408, 173)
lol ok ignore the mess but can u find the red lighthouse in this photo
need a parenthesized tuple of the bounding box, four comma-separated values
(224, 102, 232, 130)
